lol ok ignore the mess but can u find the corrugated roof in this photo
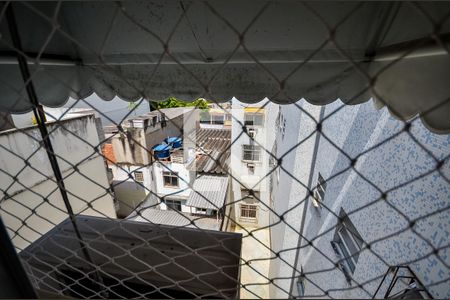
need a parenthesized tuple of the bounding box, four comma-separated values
(129, 208, 220, 231)
(187, 128, 231, 175)
(185, 175, 228, 210)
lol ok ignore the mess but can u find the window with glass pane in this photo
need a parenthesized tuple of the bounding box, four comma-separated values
(240, 204, 257, 219)
(244, 113, 264, 126)
(164, 199, 182, 211)
(242, 145, 261, 161)
(333, 209, 364, 274)
(163, 171, 179, 187)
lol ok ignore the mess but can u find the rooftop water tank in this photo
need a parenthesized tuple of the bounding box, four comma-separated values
(165, 137, 182, 149)
(152, 143, 172, 159)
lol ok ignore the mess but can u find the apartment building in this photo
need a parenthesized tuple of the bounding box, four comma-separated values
(130, 126, 232, 231)
(268, 100, 450, 299)
(230, 98, 278, 228)
(0, 111, 116, 251)
(104, 108, 191, 217)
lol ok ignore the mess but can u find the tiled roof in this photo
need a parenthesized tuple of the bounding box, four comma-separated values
(187, 128, 231, 175)
(102, 143, 116, 164)
(186, 175, 228, 210)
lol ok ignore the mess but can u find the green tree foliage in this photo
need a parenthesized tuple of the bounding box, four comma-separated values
(155, 97, 209, 109)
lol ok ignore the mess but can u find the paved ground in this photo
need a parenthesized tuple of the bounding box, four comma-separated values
(234, 225, 271, 299)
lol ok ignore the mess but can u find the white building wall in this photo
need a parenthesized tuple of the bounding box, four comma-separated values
(0, 115, 116, 251)
(110, 164, 153, 217)
(269, 99, 450, 299)
(153, 161, 191, 212)
(230, 98, 278, 228)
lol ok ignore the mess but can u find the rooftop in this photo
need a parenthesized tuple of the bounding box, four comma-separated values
(187, 128, 231, 175)
(186, 175, 229, 211)
(20, 215, 241, 299)
(128, 207, 222, 231)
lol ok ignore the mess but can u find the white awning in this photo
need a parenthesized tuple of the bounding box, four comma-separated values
(0, 1, 449, 132)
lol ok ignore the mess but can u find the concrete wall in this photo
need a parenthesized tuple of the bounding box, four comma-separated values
(0, 115, 116, 251)
(269, 99, 450, 298)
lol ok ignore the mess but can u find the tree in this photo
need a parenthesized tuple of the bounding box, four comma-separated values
(155, 97, 209, 109)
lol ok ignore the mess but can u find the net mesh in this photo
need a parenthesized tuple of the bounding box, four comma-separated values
(0, 1, 449, 299)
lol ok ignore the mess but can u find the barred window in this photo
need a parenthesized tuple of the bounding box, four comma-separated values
(163, 171, 179, 187)
(240, 204, 257, 220)
(134, 171, 144, 183)
(244, 112, 264, 126)
(242, 145, 261, 162)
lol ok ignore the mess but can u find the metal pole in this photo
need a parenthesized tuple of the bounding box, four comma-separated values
(5, 3, 107, 296)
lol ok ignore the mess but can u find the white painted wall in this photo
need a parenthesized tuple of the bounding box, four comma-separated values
(0, 115, 116, 251)
(230, 98, 278, 228)
(269, 99, 450, 299)
(110, 164, 154, 217)
(153, 162, 191, 207)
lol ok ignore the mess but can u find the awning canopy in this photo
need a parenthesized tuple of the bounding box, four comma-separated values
(0, 1, 449, 132)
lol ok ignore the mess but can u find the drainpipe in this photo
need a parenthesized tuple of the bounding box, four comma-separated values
(288, 106, 325, 298)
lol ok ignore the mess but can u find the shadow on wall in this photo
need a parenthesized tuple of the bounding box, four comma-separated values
(113, 180, 147, 218)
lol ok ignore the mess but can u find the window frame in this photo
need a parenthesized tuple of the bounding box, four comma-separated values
(240, 204, 258, 221)
(163, 171, 179, 187)
(164, 199, 182, 211)
(242, 144, 262, 162)
(312, 173, 327, 208)
(134, 171, 144, 183)
(244, 112, 264, 127)
(333, 209, 364, 275)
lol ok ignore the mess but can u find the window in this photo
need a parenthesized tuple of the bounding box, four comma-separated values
(134, 171, 144, 182)
(195, 208, 207, 213)
(244, 112, 264, 126)
(240, 204, 257, 220)
(164, 199, 182, 211)
(242, 145, 261, 162)
(296, 275, 305, 298)
(332, 209, 364, 275)
(163, 171, 179, 187)
(247, 163, 255, 175)
(312, 173, 327, 207)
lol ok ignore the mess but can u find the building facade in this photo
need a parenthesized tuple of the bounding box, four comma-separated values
(105, 108, 189, 217)
(268, 99, 450, 298)
(230, 98, 278, 228)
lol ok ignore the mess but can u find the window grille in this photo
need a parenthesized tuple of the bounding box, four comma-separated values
(240, 204, 258, 220)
